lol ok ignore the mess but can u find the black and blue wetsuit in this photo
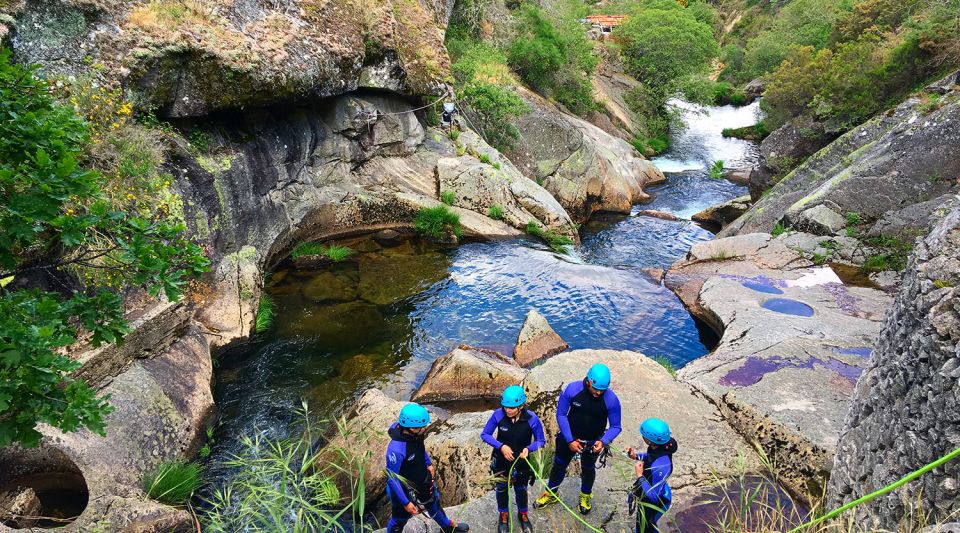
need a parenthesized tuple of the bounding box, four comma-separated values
(631, 438, 677, 533)
(481, 408, 546, 513)
(385, 423, 453, 532)
(546, 379, 622, 494)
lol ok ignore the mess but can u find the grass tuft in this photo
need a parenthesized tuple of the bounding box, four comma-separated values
(526, 221, 573, 252)
(290, 242, 354, 262)
(772, 222, 787, 237)
(255, 294, 275, 333)
(415, 205, 462, 239)
(488, 204, 505, 220)
(653, 356, 677, 377)
(325, 245, 354, 262)
(143, 460, 202, 505)
(478, 153, 492, 165)
(440, 190, 457, 205)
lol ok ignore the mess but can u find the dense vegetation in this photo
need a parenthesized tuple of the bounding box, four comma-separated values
(0, 49, 208, 448)
(718, 0, 960, 130)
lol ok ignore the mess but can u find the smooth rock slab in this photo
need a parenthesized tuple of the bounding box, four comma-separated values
(513, 310, 568, 367)
(411, 345, 527, 404)
(672, 240, 893, 500)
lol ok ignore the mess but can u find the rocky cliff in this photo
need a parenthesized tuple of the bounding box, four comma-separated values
(827, 199, 960, 528)
(722, 73, 960, 243)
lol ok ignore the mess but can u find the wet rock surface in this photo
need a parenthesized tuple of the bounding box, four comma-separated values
(512, 310, 568, 367)
(411, 346, 526, 404)
(692, 195, 752, 232)
(828, 201, 960, 528)
(667, 233, 893, 499)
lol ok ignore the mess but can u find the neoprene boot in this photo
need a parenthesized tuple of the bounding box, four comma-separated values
(497, 511, 509, 533)
(518, 511, 534, 533)
(442, 521, 469, 532)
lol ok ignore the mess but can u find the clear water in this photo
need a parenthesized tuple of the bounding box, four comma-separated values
(206, 101, 758, 480)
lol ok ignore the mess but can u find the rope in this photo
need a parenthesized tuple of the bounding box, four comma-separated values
(374, 93, 451, 117)
(785, 446, 960, 533)
(503, 455, 604, 533)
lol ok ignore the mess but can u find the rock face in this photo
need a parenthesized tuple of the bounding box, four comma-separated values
(667, 234, 894, 499)
(0, 326, 214, 531)
(2, 0, 452, 117)
(727, 75, 960, 240)
(512, 309, 568, 367)
(504, 88, 665, 222)
(747, 121, 835, 201)
(827, 201, 960, 528)
(411, 346, 526, 404)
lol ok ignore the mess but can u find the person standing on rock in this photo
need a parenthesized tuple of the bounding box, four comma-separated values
(534, 363, 622, 515)
(385, 403, 470, 533)
(626, 418, 677, 533)
(481, 385, 546, 533)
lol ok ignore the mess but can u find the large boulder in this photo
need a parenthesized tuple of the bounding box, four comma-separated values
(667, 236, 894, 500)
(512, 309, 568, 367)
(747, 121, 835, 201)
(827, 201, 960, 528)
(3, 0, 451, 117)
(503, 88, 665, 222)
(727, 76, 960, 240)
(424, 412, 495, 506)
(691, 195, 752, 232)
(411, 345, 527, 404)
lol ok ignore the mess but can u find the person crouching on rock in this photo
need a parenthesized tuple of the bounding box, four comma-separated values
(626, 418, 677, 533)
(534, 363, 622, 515)
(385, 403, 469, 533)
(481, 385, 546, 533)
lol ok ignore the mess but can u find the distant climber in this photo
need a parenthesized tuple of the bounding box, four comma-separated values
(385, 403, 470, 533)
(534, 363, 622, 515)
(481, 385, 546, 533)
(627, 418, 677, 533)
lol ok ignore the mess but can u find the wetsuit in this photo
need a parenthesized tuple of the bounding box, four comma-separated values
(546, 380, 622, 494)
(481, 408, 546, 513)
(385, 423, 454, 532)
(631, 438, 677, 533)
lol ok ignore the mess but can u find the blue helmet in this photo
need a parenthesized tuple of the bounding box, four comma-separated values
(585, 364, 611, 391)
(640, 418, 671, 445)
(501, 385, 527, 408)
(398, 403, 431, 428)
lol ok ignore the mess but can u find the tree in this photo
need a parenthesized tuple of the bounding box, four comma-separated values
(0, 49, 209, 448)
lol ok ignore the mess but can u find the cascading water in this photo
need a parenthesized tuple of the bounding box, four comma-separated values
(204, 101, 760, 484)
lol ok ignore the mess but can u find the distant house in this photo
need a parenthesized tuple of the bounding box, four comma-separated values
(584, 15, 627, 39)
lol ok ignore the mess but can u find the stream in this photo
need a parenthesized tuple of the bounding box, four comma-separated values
(204, 100, 761, 483)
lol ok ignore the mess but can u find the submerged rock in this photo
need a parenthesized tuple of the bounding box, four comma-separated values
(513, 309, 568, 367)
(358, 252, 450, 305)
(302, 270, 359, 303)
(411, 345, 526, 404)
(637, 209, 680, 221)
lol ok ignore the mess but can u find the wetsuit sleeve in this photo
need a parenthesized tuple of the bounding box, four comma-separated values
(481, 410, 504, 449)
(385, 441, 410, 506)
(527, 411, 546, 452)
(639, 455, 672, 501)
(600, 390, 622, 445)
(557, 383, 577, 443)
(424, 447, 431, 467)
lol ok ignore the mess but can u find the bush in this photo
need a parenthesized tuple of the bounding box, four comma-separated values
(507, 4, 598, 116)
(709, 160, 725, 179)
(722, 122, 770, 141)
(458, 81, 528, 151)
(415, 206, 463, 239)
(143, 461, 202, 505)
(440, 190, 457, 205)
(255, 295, 275, 334)
(488, 204, 505, 220)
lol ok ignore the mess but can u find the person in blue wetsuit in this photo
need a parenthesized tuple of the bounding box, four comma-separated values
(481, 385, 546, 533)
(534, 363, 622, 515)
(385, 403, 469, 533)
(627, 418, 677, 533)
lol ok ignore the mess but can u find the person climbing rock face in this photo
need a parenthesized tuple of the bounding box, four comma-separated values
(534, 363, 622, 515)
(626, 418, 677, 533)
(385, 403, 469, 533)
(481, 385, 546, 533)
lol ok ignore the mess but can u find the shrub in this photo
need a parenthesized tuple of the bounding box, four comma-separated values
(488, 204, 505, 220)
(415, 206, 463, 239)
(458, 81, 528, 151)
(143, 461, 202, 505)
(255, 295, 275, 333)
(722, 122, 769, 141)
(440, 190, 457, 205)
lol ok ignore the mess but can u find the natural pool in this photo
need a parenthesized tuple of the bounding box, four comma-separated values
(205, 101, 758, 482)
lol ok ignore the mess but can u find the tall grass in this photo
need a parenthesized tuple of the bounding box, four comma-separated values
(143, 460, 202, 505)
(255, 294, 275, 333)
(290, 242, 354, 262)
(414, 205, 462, 239)
(201, 404, 373, 532)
